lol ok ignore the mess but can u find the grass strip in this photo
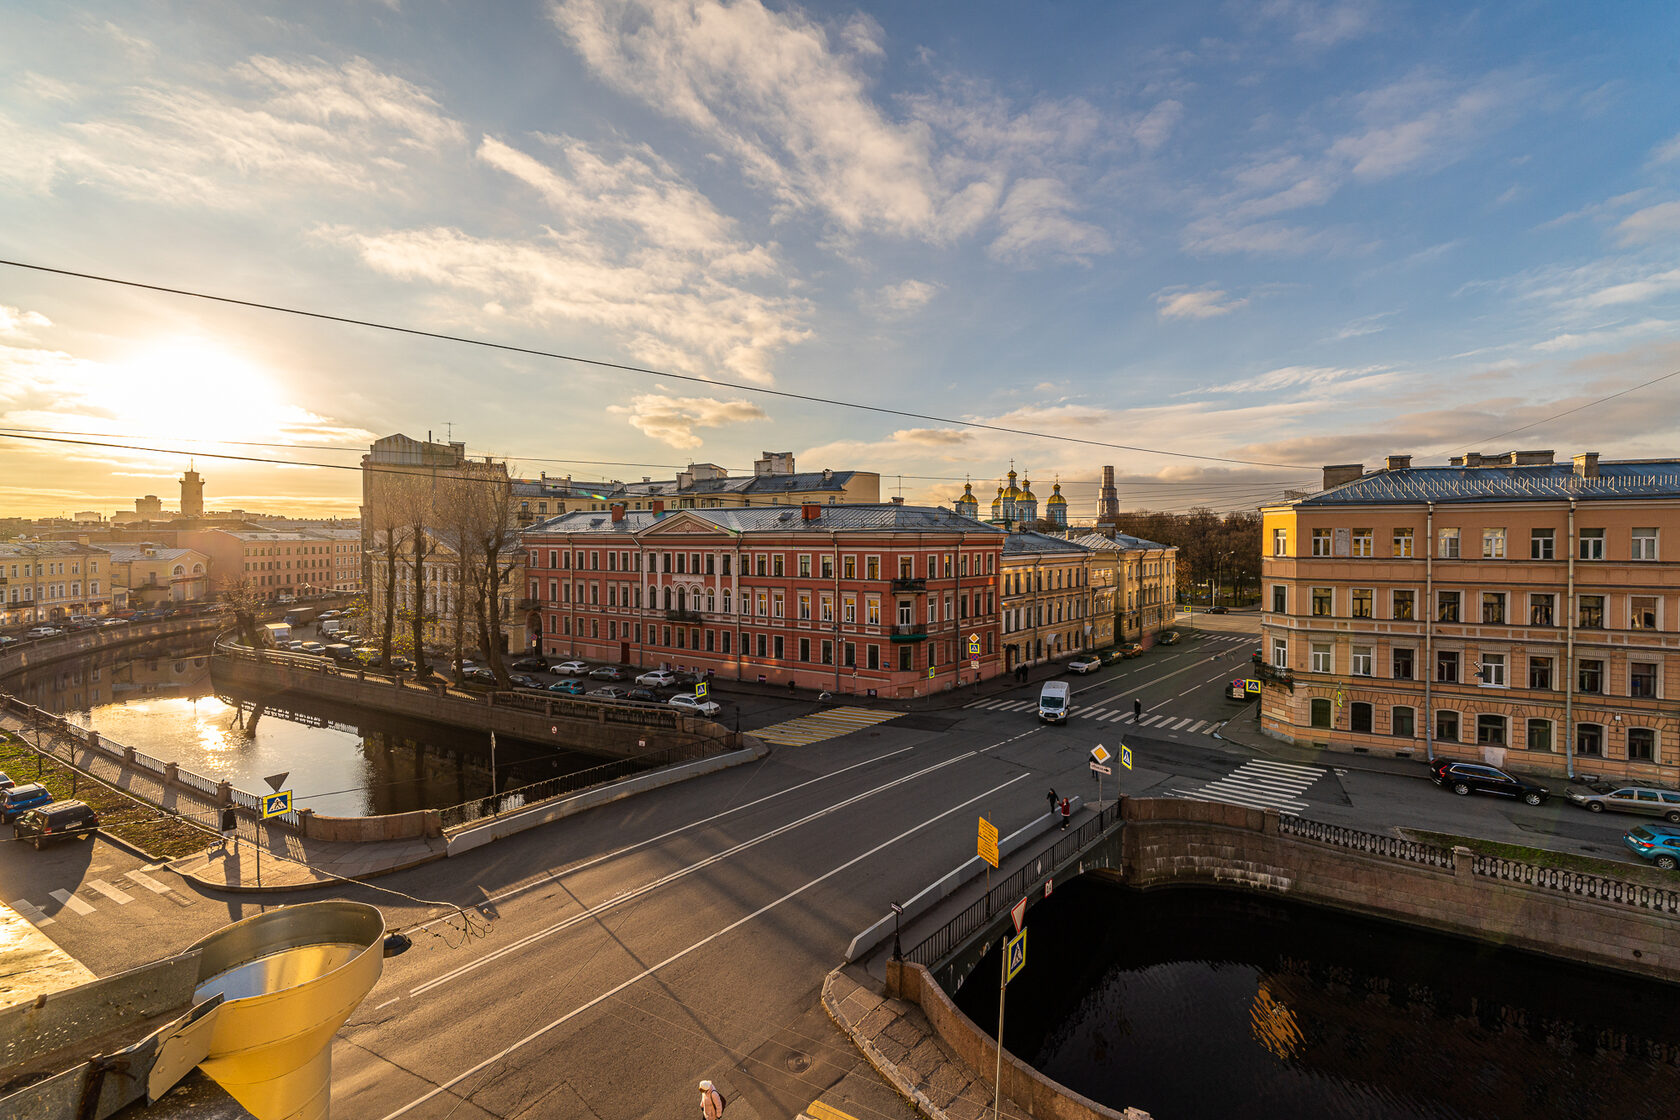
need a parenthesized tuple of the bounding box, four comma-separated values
(1399, 827, 1660, 880)
(1, 732, 216, 860)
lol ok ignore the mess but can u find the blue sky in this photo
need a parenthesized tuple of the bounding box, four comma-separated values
(2, 1, 1678, 518)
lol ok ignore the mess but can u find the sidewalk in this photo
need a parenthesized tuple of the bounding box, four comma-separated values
(168, 830, 445, 892)
(1214, 702, 1435, 781)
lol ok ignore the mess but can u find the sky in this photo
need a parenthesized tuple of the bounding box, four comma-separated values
(2, 1, 1679, 521)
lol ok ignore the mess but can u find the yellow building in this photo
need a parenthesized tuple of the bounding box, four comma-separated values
(1067, 530, 1178, 645)
(1001, 532, 1097, 669)
(0, 541, 108, 625)
(101, 544, 209, 609)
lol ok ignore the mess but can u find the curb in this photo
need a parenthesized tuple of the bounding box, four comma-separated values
(821, 967, 948, 1120)
(167, 842, 448, 894)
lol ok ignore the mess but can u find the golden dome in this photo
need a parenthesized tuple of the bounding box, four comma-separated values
(1019, 477, 1036, 501)
(1047, 481, 1067, 506)
(1003, 468, 1021, 499)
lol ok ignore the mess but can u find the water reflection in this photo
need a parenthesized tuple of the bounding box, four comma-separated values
(6, 637, 607, 818)
(952, 880, 1680, 1120)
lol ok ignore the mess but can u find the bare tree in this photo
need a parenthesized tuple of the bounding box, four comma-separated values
(220, 578, 268, 646)
(451, 472, 520, 688)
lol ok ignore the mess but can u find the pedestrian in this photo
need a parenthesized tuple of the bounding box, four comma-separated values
(699, 1079, 726, 1119)
(1133, 697, 1142, 721)
(1046, 787, 1057, 815)
(1059, 797, 1071, 830)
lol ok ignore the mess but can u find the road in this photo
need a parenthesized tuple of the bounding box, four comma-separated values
(1, 609, 1659, 1118)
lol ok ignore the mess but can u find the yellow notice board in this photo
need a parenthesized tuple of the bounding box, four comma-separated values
(977, 817, 999, 868)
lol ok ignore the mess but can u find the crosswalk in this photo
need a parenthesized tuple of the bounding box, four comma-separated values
(962, 697, 1224, 737)
(1171, 759, 1326, 814)
(8, 866, 191, 927)
(752, 706, 903, 747)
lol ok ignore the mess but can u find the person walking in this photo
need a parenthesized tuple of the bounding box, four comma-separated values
(1046, 787, 1058, 816)
(1133, 697, 1143, 721)
(699, 1079, 725, 1119)
(1059, 796, 1072, 831)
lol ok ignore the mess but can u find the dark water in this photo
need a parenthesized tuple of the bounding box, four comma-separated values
(6, 637, 614, 817)
(952, 879, 1680, 1120)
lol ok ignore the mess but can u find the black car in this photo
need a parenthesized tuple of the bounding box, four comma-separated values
(508, 673, 542, 690)
(1205, 605, 1229, 614)
(624, 687, 659, 702)
(1429, 759, 1549, 805)
(510, 656, 549, 673)
(13, 801, 99, 849)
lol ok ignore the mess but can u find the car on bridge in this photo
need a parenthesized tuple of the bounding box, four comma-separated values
(1624, 825, 1680, 870)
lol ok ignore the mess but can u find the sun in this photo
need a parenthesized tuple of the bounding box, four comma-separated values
(112, 340, 287, 444)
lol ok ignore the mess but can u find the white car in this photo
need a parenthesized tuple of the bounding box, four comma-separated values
(26, 626, 63, 638)
(1067, 656, 1101, 674)
(553, 660, 588, 675)
(668, 694, 721, 717)
(637, 669, 678, 687)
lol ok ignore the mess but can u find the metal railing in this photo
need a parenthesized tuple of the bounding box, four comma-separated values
(438, 742, 693, 830)
(890, 577, 927, 592)
(131, 750, 167, 774)
(903, 807, 1120, 968)
(1278, 815, 1455, 869)
(1473, 855, 1680, 915)
(176, 769, 220, 796)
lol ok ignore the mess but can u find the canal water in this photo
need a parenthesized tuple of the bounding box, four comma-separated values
(6, 636, 613, 818)
(952, 878, 1680, 1120)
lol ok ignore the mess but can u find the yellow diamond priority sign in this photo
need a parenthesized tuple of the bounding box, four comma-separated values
(1090, 744, 1112, 766)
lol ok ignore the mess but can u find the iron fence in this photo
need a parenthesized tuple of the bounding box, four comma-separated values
(131, 750, 167, 774)
(1473, 855, 1680, 915)
(439, 742, 691, 831)
(176, 768, 220, 796)
(1278, 815, 1455, 869)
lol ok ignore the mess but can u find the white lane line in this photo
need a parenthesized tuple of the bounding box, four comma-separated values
(10, 899, 54, 926)
(1104, 713, 1127, 722)
(1087, 709, 1112, 719)
(1170, 718, 1192, 730)
(49, 889, 95, 916)
(375, 999, 401, 1011)
(126, 870, 172, 894)
(1246, 761, 1325, 779)
(88, 878, 134, 905)
(379, 771, 1033, 1120)
(1140, 714, 1162, 726)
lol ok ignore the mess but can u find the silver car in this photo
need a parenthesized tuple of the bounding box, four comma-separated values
(1568, 785, 1680, 823)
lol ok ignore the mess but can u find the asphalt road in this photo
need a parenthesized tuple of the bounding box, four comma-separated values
(1, 609, 1663, 1118)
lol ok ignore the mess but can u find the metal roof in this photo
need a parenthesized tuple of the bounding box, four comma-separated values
(1002, 531, 1091, 556)
(1064, 530, 1171, 552)
(1298, 460, 1680, 506)
(525, 504, 1002, 536)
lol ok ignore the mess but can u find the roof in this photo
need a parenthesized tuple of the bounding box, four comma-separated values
(99, 545, 197, 562)
(526, 504, 1004, 537)
(1296, 460, 1680, 506)
(514, 469, 866, 503)
(1002, 531, 1090, 556)
(1065, 531, 1171, 552)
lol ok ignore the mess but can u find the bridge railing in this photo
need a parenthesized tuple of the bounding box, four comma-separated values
(1277, 814, 1455, 868)
(438, 742, 691, 831)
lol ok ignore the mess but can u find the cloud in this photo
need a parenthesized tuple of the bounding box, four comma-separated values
(868, 279, 942, 316)
(1211, 364, 1392, 394)
(988, 177, 1111, 263)
(1651, 131, 1680, 165)
(1531, 319, 1678, 353)
(1614, 200, 1680, 246)
(1155, 287, 1248, 320)
(1329, 71, 1530, 181)
(891, 427, 970, 447)
(1578, 268, 1680, 308)
(0, 306, 51, 336)
(607, 393, 767, 448)
(1262, 0, 1377, 47)
(1331, 311, 1394, 339)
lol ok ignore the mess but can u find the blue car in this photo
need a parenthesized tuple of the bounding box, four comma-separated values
(1623, 825, 1680, 870)
(0, 782, 53, 823)
(548, 679, 586, 695)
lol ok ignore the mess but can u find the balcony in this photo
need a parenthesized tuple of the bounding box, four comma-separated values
(890, 577, 927, 593)
(666, 608, 703, 622)
(889, 623, 927, 641)
(517, 598, 539, 611)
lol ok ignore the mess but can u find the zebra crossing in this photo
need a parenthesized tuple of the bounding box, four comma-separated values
(752, 706, 903, 747)
(1171, 759, 1327, 814)
(962, 696, 1223, 737)
(8, 866, 190, 928)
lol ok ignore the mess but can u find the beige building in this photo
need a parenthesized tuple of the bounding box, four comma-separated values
(101, 544, 210, 609)
(1067, 529, 1177, 645)
(379, 530, 529, 655)
(0, 541, 109, 625)
(1260, 451, 1680, 782)
(1001, 532, 1099, 669)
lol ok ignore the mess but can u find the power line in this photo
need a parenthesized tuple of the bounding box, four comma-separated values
(0, 258, 1316, 470)
(1443, 367, 1680, 458)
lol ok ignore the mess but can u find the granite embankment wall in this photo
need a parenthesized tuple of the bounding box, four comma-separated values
(0, 615, 226, 679)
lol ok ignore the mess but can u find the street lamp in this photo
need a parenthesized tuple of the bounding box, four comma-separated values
(891, 901, 904, 961)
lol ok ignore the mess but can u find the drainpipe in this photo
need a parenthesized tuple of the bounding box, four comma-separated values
(1424, 503, 1435, 762)
(832, 531, 842, 695)
(1565, 499, 1577, 779)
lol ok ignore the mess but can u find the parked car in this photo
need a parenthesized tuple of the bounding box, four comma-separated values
(1428, 759, 1549, 805)
(1623, 825, 1680, 870)
(624, 687, 658, 702)
(1567, 784, 1680, 822)
(317, 609, 341, 621)
(588, 666, 626, 681)
(0, 771, 14, 791)
(468, 668, 498, 684)
(553, 660, 588, 675)
(589, 685, 629, 700)
(637, 669, 679, 687)
(387, 656, 414, 672)
(13, 801, 99, 849)
(0, 782, 54, 823)
(1205, 605, 1229, 614)
(298, 641, 326, 655)
(25, 626, 63, 638)
(100, 617, 130, 627)
(510, 656, 550, 673)
(1067, 656, 1101, 674)
(1119, 642, 1144, 659)
(1099, 648, 1125, 665)
(325, 644, 357, 662)
(548, 679, 586, 695)
(669, 694, 721, 717)
(1159, 630, 1181, 645)
(508, 674, 542, 690)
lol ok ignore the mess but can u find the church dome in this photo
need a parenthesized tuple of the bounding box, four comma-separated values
(1046, 481, 1067, 506)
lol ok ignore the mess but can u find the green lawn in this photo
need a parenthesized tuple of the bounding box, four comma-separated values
(1400, 827, 1662, 881)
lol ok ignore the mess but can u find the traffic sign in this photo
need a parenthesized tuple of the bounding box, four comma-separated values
(968, 632, 981, 655)
(1004, 929, 1026, 983)
(1089, 762, 1112, 775)
(1044, 878, 1053, 899)
(977, 817, 999, 868)
(1090, 744, 1112, 766)
(1244, 679, 1262, 695)
(261, 790, 293, 819)
(696, 681, 708, 699)
(262, 771, 289, 793)
(1120, 744, 1133, 771)
(927, 666, 936, 679)
(1009, 896, 1027, 933)
(970, 658, 980, 670)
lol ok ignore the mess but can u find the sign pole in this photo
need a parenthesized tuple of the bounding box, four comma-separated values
(993, 946, 1006, 1120)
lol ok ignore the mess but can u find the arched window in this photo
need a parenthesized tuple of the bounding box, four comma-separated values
(706, 590, 715, 613)
(172, 565, 185, 577)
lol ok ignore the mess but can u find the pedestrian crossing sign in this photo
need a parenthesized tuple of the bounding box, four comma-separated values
(1120, 745, 1133, 771)
(696, 681, 708, 699)
(261, 790, 293, 818)
(1005, 929, 1026, 983)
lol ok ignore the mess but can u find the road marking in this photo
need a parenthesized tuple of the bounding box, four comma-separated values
(806, 1104, 860, 1120)
(126, 870, 173, 894)
(1173, 759, 1325, 814)
(50, 889, 95, 916)
(1171, 717, 1192, 730)
(753, 706, 903, 747)
(1141, 714, 1162, 726)
(380, 771, 1033, 1120)
(87, 878, 133, 905)
(10, 899, 54, 926)
(374, 999, 401, 1011)
(1188, 720, 1209, 734)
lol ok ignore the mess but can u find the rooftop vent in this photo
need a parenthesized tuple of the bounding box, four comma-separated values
(1384, 455, 1412, 471)
(1573, 451, 1600, 479)
(1322, 464, 1364, 490)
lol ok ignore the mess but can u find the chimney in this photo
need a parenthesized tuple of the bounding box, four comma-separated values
(1513, 450, 1555, 466)
(1321, 463, 1364, 490)
(650, 499, 665, 515)
(801, 503, 821, 521)
(610, 504, 626, 523)
(890, 496, 905, 505)
(1572, 452, 1600, 479)
(1384, 455, 1412, 472)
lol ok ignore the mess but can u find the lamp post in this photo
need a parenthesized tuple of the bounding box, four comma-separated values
(891, 901, 904, 961)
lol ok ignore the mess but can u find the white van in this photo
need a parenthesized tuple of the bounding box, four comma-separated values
(319, 619, 343, 637)
(1038, 680, 1071, 724)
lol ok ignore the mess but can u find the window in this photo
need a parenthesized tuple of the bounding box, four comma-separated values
(1392, 528, 1414, 557)
(1438, 528, 1460, 558)
(1527, 719, 1553, 752)
(1481, 592, 1505, 624)
(798, 593, 811, 620)
(1312, 587, 1333, 616)
(1392, 590, 1415, 620)
(821, 555, 834, 579)
(1631, 596, 1658, 629)
(1436, 650, 1459, 683)
(1477, 653, 1505, 686)
(1352, 529, 1373, 557)
(1578, 529, 1604, 560)
(1351, 588, 1373, 618)
(866, 557, 880, 580)
(1578, 658, 1603, 693)
(843, 596, 855, 623)
(798, 637, 810, 662)
(1528, 656, 1552, 690)
(1310, 643, 1332, 673)
(1529, 528, 1554, 560)
(1273, 528, 1288, 556)
(1628, 728, 1657, 762)
(772, 555, 785, 577)
(1392, 648, 1414, 680)
(1350, 702, 1373, 733)
(1530, 593, 1554, 626)
(1436, 710, 1459, 742)
(1436, 591, 1460, 622)
(1482, 528, 1506, 558)
(1576, 724, 1603, 757)
(1307, 529, 1330, 557)
(1272, 639, 1288, 668)
(1310, 698, 1332, 728)
(1272, 585, 1287, 613)
(798, 555, 811, 577)
(1476, 715, 1508, 746)
(1632, 527, 1658, 561)
(1631, 662, 1658, 698)
(842, 556, 855, 579)
(1351, 646, 1372, 676)
(1392, 706, 1415, 738)
(1578, 595, 1604, 629)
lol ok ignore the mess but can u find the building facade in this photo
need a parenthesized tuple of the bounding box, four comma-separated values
(1066, 529, 1177, 645)
(1260, 451, 1680, 782)
(102, 544, 210, 609)
(1000, 532, 1099, 668)
(523, 503, 1005, 696)
(0, 541, 109, 625)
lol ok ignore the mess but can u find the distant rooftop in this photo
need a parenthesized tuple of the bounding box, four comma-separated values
(1297, 451, 1680, 506)
(528, 504, 1000, 536)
